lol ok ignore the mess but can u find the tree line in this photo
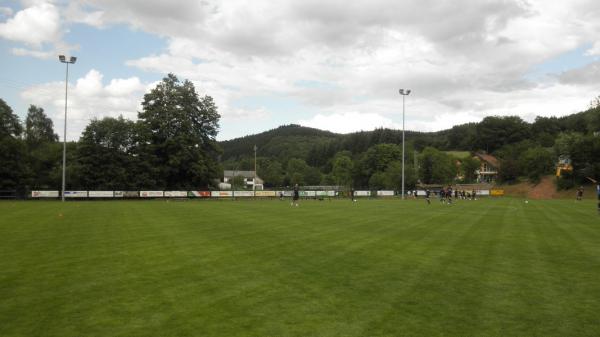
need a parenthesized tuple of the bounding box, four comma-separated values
(0, 74, 221, 196)
(1, 73, 599, 195)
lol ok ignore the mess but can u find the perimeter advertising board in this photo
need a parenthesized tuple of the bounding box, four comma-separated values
(31, 191, 59, 198)
(377, 190, 395, 196)
(188, 191, 211, 198)
(354, 190, 370, 197)
(64, 191, 88, 198)
(255, 191, 277, 197)
(478, 190, 490, 196)
(234, 191, 254, 197)
(88, 191, 114, 198)
(278, 191, 293, 197)
(211, 191, 233, 197)
(140, 191, 164, 198)
(121, 191, 139, 198)
(164, 191, 187, 197)
(490, 189, 504, 196)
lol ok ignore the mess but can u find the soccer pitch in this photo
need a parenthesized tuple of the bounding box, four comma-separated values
(1, 198, 599, 337)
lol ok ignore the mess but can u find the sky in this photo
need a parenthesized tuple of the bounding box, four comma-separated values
(0, 0, 599, 141)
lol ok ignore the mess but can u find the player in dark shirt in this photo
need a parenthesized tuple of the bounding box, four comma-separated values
(425, 189, 431, 205)
(292, 184, 300, 207)
(576, 186, 584, 201)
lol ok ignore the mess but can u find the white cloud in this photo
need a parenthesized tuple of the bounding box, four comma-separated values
(13, 0, 600, 139)
(586, 41, 600, 56)
(20, 69, 147, 141)
(0, 2, 60, 46)
(0, 7, 13, 17)
(298, 112, 401, 134)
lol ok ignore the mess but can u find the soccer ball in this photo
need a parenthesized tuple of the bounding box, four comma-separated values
(525, 200, 529, 204)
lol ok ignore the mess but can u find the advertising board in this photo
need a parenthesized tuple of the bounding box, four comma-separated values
(354, 190, 371, 197)
(188, 191, 211, 197)
(164, 191, 187, 197)
(88, 191, 114, 198)
(140, 191, 164, 198)
(211, 191, 233, 197)
(255, 191, 277, 197)
(64, 191, 88, 198)
(234, 191, 254, 197)
(377, 190, 395, 196)
(490, 189, 504, 196)
(31, 191, 59, 198)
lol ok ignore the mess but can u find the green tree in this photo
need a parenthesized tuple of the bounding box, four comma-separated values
(418, 147, 456, 184)
(368, 172, 387, 190)
(475, 116, 530, 153)
(0, 98, 22, 139)
(259, 159, 283, 187)
(138, 74, 221, 189)
(331, 153, 354, 187)
(519, 147, 554, 183)
(76, 117, 137, 189)
(286, 158, 309, 186)
(25, 105, 58, 145)
(497, 158, 520, 183)
(0, 99, 27, 192)
(460, 156, 480, 183)
(384, 161, 417, 190)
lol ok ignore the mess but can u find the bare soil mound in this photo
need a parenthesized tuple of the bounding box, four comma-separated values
(527, 176, 558, 199)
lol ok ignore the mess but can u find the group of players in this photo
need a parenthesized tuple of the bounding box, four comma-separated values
(423, 187, 477, 205)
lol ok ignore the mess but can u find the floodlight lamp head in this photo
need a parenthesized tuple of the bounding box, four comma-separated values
(407, 89, 411, 95)
(70, 56, 77, 63)
(59, 55, 66, 62)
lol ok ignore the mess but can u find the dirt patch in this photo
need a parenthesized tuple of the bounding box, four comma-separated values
(498, 176, 594, 200)
(527, 176, 558, 199)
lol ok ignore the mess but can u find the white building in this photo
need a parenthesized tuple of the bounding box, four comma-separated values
(223, 170, 264, 190)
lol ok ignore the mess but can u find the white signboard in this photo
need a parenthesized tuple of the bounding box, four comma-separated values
(278, 191, 293, 197)
(88, 191, 114, 198)
(64, 191, 88, 198)
(114, 191, 124, 198)
(211, 191, 233, 197)
(31, 190, 59, 198)
(377, 190, 395, 196)
(234, 191, 254, 197)
(164, 191, 187, 197)
(417, 190, 427, 196)
(477, 190, 490, 196)
(140, 191, 164, 198)
(326, 191, 336, 197)
(354, 190, 370, 197)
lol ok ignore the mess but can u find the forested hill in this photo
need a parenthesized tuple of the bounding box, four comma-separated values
(219, 124, 441, 163)
(220, 105, 600, 163)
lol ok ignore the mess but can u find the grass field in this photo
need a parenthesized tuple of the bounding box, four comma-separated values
(1, 198, 599, 337)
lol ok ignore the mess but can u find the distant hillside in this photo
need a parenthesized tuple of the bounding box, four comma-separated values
(219, 124, 341, 162)
(219, 102, 600, 162)
(219, 124, 442, 163)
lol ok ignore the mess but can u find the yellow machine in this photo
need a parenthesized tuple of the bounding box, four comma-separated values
(556, 157, 573, 177)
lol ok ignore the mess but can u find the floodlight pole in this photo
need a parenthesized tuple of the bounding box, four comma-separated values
(253, 145, 257, 191)
(59, 55, 76, 202)
(399, 89, 411, 200)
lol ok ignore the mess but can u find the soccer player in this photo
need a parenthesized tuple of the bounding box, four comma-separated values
(425, 189, 431, 205)
(576, 186, 584, 201)
(292, 183, 300, 207)
(588, 177, 600, 213)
